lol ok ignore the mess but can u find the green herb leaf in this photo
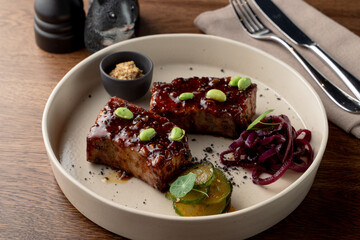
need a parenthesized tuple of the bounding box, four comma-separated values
(247, 109, 274, 130)
(170, 172, 196, 198)
(192, 188, 209, 198)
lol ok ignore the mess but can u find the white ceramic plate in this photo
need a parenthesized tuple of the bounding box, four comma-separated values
(42, 34, 328, 239)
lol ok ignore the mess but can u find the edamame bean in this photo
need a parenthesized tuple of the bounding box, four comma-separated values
(229, 76, 241, 87)
(206, 89, 227, 102)
(139, 128, 156, 141)
(178, 92, 194, 101)
(169, 127, 185, 141)
(238, 77, 251, 90)
(115, 107, 133, 119)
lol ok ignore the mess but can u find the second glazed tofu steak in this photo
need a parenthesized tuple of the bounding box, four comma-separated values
(150, 77, 257, 138)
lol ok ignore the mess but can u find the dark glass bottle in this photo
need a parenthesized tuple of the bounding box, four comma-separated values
(34, 0, 85, 53)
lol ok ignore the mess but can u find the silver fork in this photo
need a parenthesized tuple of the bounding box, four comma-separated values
(230, 0, 360, 114)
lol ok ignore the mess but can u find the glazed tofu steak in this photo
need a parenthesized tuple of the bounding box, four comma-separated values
(150, 77, 257, 138)
(87, 97, 192, 192)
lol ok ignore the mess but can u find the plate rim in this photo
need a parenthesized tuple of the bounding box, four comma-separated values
(42, 33, 328, 222)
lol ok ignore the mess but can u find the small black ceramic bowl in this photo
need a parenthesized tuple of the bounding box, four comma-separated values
(100, 51, 153, 101)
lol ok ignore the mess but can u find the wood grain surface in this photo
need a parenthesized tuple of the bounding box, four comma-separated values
(0, 0, 359, 239)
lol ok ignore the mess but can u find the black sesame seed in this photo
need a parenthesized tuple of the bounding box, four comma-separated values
(204, 147, 213, 153)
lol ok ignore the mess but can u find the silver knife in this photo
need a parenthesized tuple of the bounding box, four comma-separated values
(254, 0, 360, 101)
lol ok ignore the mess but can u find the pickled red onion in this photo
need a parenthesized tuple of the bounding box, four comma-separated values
(220, 114, 313, 185)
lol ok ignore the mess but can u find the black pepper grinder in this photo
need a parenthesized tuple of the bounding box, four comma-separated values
(34, 0, 85, 53)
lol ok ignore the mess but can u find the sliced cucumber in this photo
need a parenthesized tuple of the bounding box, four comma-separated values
(180, 161, 215, 188)
(201, 168, 232, 205)
(165, 187, 209, 204)
(173, 198, 227, 217)
(222, 196, 232, 213)
(167, 163, 233, 216)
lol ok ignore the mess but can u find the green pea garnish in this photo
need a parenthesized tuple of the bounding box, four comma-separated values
(114, 107, 133, 119)
(206, 89, 227, 102)
(229, 76, 241, 87)
(169, 127, 185, 141)
(238, 77, 251, 90)
(178, 92, 194, 101)
(139, 128, 156, 141)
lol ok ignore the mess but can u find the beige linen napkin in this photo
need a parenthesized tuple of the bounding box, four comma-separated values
(194, 0, 360, 138)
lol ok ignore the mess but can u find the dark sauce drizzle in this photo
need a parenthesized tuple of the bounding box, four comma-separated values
(150, 77, 255, 117)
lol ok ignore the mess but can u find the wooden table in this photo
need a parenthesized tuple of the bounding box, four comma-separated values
(1, 0, 359, 239)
